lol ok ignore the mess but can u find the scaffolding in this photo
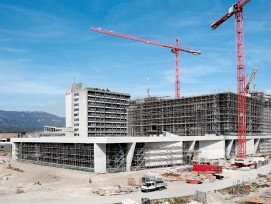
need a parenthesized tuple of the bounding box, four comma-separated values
(259, 139, 271, 154)
(128, 92, 271, 136)
(106, 143, 126, 173)
(131, 143, 186, 171)
(16, 142, 94, 172)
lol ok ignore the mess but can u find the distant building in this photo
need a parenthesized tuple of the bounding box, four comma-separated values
(0, 133, 23, 142)
(0, 133, 23, 151)
(65, 83, 131, 137)
(41, 126, 74, 137)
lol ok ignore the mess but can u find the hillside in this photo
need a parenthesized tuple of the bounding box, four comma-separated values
(0, 110, 65, 132)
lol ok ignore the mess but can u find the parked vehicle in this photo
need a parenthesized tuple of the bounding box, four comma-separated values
(141, 180, 167, 192)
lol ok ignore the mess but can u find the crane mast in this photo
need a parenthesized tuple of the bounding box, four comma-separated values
(90, 27, 201, 99)
(211, 0, 251, 158)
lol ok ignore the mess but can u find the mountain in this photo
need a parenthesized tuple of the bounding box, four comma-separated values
(0, 110, 65, 132)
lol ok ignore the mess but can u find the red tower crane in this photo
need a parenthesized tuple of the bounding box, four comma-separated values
(211, 0, 251, 158)
(90, 27, 201, 99)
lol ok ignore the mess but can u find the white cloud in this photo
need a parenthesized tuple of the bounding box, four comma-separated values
(0, 47, 28, 53)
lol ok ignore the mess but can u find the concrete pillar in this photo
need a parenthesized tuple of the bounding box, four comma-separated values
(12, 142, 18, 160)
(246, 139, 254, 156)
(254, 139, 260, 154)
(94, 143, 106, 173)
(126, 142, 136, 171)
(188, 140, 196, 151)
(226, 139, 234, 157)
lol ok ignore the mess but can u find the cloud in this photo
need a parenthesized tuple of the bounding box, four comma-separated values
(0, 47, 28, 53)
(245, 21, 271, 33)
(170, 18, 203, 27)
(0, 4, 69, 40)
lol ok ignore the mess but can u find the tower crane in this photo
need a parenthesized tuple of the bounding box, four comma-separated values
(246, 67, 257, 93)
(90, 27, 201, 99)
(211, 0, 251, 158)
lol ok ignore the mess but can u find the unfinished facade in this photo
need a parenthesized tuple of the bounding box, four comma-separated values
(128, 92, 271, 137)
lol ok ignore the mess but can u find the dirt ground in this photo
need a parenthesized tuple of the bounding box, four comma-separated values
(1, 154, 271, 204)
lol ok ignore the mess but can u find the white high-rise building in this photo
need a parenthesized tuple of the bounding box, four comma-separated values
(65, 83, 131, 137)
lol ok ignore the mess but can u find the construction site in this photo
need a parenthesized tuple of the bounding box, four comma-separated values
(1, 0, 271, 204)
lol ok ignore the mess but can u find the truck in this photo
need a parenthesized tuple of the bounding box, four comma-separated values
(141, 180, 167, 192)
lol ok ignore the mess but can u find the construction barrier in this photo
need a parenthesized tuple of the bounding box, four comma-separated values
(192, 164, 222, 174)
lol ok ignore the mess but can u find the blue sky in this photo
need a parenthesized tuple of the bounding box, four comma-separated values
(0, 0, 270, 117)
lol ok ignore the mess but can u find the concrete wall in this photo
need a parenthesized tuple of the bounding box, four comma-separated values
(199, 140, 225, 160)
(65, 92, 73, 128)
(246, 139, 254, 155)
(0, 143, 12, 151)
(79, 89, 88, 138)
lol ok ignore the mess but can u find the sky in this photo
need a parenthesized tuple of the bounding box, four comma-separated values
(0, 0, 270, 117)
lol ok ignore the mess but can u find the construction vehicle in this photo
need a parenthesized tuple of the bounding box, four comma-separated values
(121, 199, 139, 204)
(246, 67, 257, 93)
(141, 180, 167, 192)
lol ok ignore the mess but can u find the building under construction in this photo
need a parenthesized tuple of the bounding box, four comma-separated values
(128, 92, 271, 137)
(11, 84, 271, 173)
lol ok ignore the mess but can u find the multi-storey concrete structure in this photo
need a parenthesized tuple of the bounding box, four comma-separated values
(128, 92, 271, 137)
(65, 83, 130, 137)
(11, 84, 271, 173)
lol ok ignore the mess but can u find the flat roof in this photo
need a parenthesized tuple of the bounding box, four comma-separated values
(11, 135, 271, 144)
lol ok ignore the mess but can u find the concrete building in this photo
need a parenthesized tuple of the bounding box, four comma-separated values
(0, 132, 23, 151)
(11, 84, 271, 173)
(11, 133, 271, 172)
(65, 83, 130, 137)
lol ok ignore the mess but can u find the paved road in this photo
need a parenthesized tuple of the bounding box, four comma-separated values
(2, 163, 271, 204)
(89, 163, 271, 204)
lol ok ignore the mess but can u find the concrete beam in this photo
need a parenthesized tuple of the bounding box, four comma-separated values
(94, 143, 106, 173)
(126, 142, 136, 171)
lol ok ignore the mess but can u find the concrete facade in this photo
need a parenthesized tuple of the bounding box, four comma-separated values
(65, 83, 130, 137)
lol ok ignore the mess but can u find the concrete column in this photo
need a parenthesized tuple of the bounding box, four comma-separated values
(94, 143, 106, 173)
(246, 139, 254, 156)
(126, 142, 136, 171)
(12, 142, 18, 160)
(226, 139, 234, 157)
(188, 140, 196, 151)
(254, 139, 260, 154)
